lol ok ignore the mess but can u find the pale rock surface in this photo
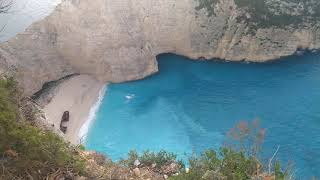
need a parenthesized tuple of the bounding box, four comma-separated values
(0, 0, 320, 96)
(133, 168, 141, 177)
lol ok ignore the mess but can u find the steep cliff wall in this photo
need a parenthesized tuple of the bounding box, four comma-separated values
(1, 0, 320, 95)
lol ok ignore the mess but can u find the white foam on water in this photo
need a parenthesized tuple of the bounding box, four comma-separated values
(125, 94, 134, 99)
(125, 93, 135, 103)
(78, 84, 107, 144)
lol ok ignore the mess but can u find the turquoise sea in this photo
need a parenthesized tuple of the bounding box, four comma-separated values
(1, 1, 319, 178)
(86, 53, 320, 179)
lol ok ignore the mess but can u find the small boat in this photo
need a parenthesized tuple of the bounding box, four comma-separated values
(62, 111, 69, 122)
(60, 111, 70, 133)
(125, 94, 135, 100)
(60, 121, 67, 134)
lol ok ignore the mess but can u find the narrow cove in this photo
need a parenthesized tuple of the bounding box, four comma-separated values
(85, 53, 320, 178)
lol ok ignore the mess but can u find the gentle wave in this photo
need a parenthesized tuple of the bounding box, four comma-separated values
(78, 84, 107, 144)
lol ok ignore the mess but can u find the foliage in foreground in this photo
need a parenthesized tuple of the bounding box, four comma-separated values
(120, 149, 184, 169)
(117, 121, 292, 180)
(170, 121, 291, 180)
(0, 77, 294, 179)
(169, 148, 289, 180)
(0, 77, 85, 179)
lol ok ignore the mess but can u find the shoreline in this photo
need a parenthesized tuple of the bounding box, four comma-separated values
(42, 75, 105, 144)
(78, 84, 107, 144)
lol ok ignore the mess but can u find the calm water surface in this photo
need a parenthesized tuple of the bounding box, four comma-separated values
(1, 1, 320, 178)
(86, 53, 320, 179)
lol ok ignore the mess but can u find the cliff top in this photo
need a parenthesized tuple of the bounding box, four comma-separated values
(196, 0, 320, 29)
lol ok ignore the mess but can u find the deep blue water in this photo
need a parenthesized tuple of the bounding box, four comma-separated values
(86, 53, 320, 179)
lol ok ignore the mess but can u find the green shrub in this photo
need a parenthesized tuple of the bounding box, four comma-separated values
(120, 149, 184, 169)
(119, 150, 139, 167)
(170, 148, 260, 180)
(78, 144, 86, 151)
(140, 150, 178, 167)
(0, 78, 293, 179)
(220, 148, 258, 179)
(195, 0, 320, 33)
(275, 161, 285, 180)
(0, 78, 85, 179)
(234, 0, 320, 29)
(170, 121, 289, 180)
(195, 0, 219, 17)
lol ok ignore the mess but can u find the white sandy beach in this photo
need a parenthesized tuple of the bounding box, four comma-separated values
(43, 75, 105, 144)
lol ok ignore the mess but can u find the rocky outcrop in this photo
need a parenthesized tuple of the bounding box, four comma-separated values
(1, 0, 320, 95)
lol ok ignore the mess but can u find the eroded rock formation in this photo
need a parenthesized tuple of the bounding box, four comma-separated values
(1, 0, 320, 95)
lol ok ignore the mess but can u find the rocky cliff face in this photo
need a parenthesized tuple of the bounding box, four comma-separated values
(1, 0, 320, 95)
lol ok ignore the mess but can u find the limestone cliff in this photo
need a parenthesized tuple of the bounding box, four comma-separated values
(1, 0, 320, 95)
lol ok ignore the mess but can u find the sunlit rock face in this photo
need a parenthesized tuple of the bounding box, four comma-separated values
(1, 0, 320, 95)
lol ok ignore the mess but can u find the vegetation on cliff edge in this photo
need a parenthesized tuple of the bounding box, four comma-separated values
(195, 0, 320, 31)
(170, 120, 292, 180)
(0, 77, 293, 179)
(0, 77, 85, 179)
